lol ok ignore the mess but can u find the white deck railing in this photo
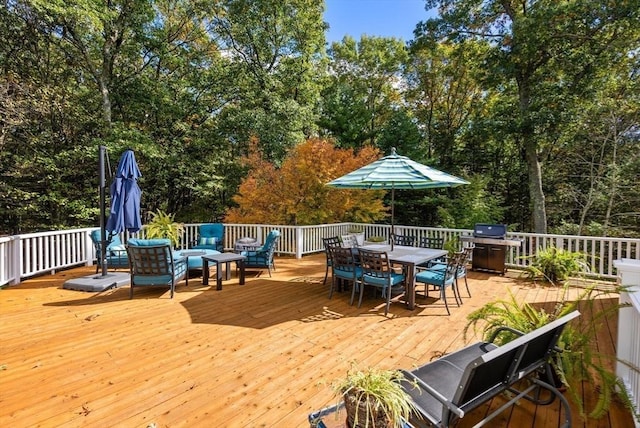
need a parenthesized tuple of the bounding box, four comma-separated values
(615, 259, 640, 425)
(1, 223, 639, 287)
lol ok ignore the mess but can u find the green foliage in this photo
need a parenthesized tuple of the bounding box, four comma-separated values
(464, 284, 633, 420)
(143, 210, 184, 247)
(522, 247, 589, 283)
(1, 0, 639, 237)
(332, 365, 417, 428)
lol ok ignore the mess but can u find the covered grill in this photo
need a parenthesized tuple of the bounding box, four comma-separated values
(460, 224, 522, 274)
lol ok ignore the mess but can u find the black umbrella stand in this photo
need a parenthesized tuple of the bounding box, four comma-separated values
(62, 146, 131, 291)
(98, 145, 109, 277)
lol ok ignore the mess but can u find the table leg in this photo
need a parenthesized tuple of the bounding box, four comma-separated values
(203, 259, 210, 285)
(407, 264, 416, 310)
(224, 261, 232, 280)
(216, 261, 223, 290)
(238, 260, 245, 285)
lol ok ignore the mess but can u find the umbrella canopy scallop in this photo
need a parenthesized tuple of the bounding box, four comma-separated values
(326, 147, 468, 190)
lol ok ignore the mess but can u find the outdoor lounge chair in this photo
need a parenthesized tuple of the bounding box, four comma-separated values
(126, 238, 188, 299)
(241, 229, 280, 277)
(191, 223, 225, 252)
(90, 229, 129, 273)
(400, 311, 579, 428)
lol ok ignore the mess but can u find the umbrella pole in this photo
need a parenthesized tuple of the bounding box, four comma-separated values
(99, 145, 108, 277)
(391, 187, 395, 251)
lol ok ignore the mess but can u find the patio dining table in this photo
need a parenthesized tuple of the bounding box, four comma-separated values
(360, 244, 448, 310)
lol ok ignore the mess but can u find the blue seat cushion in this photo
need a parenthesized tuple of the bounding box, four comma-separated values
(174, 249, 220, 269)
(416, 269, 454, 286)
(334, 267, 363, 280)
(362, 272, 405, 287)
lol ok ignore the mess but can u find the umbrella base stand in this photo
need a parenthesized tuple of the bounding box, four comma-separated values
(63, 272, 130, 292)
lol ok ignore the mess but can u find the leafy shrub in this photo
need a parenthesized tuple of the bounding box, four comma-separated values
(522, 247, 589, 283)
(144, 210, 184, 247)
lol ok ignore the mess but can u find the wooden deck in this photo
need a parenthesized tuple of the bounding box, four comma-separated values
(0, 254, 634, 428)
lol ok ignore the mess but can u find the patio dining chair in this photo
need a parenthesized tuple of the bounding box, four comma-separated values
(322, 236, 341, 285)
(126, 239, 188, 299)
(417, 236, 444, 249)
(357, 248, 406, 316)
(391, 234, 416, 247)
(327, 245, 362, 301)
(428, 246, 473, 299)
(414, 256, 459, 315)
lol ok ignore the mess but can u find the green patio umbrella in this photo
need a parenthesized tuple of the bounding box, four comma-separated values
(327, 148, 469, 248)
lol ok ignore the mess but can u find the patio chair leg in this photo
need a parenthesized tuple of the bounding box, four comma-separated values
(464, 276, 471, 297)
(323, 265, 329, 284)
(330, 277, 337, 299)
(357, 284, 365, 308)
(441, 287, 450, 315)
(453, 279, 462, 306)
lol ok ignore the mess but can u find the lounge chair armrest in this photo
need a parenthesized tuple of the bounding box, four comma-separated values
(400, 369, 465, 419)
(488, 326, 526, 343)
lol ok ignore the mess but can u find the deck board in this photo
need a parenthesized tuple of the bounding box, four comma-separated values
(0, 254, 634, 427)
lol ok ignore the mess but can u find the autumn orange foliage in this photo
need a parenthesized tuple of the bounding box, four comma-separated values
(224, 138, 388, 225)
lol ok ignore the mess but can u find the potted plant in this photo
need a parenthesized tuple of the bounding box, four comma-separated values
(144, 209, 184, 248)
(521, 246, 590, 283)
(367, 236, 386, 243)
(348, 225, 366, 246)
(463, 282, 635, 420)
(333, 365, 416, 428)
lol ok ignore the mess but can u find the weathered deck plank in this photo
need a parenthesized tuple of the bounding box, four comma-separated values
(0, 254, 634, 427)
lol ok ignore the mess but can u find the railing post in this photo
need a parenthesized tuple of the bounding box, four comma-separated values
(86, 229, 95, 268)
(10, 235, 21, 285)
(295, 227, 303, 259)
(613, 258, 640, 423)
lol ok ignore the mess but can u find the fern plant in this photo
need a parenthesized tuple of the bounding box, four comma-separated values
(522, 246, 589, 283)
(464, 283, 635, 420)
(143, 210, 184, 247)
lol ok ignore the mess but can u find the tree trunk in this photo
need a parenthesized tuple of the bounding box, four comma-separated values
(518, 75, 547, 233)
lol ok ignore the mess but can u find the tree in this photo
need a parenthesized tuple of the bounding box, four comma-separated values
(419, 0, 640, 233)
(225, 138, 387, 225)
(209, 0, 326, 162)
(28, 0, 155, 127)
(320, 35, 408, 149)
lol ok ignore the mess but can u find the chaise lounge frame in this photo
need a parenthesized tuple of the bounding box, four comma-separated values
(401, 311, 580, 428)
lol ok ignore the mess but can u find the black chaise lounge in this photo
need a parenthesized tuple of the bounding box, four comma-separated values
(401, 311, 580, 428)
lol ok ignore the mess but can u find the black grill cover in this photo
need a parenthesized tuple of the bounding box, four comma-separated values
(473, 224, 507, 238)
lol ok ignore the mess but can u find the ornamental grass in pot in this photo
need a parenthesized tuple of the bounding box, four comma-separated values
(333, 366, 416, 428)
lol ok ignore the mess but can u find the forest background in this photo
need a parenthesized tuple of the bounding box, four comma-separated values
(1, 0, 638, 237)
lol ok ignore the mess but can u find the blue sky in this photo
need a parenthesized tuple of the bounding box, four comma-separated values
(324, 0, 437, 44)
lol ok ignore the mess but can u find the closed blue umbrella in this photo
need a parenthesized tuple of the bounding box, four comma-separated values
(106, 149, 142, 234)
(327, 148, 468, 248)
